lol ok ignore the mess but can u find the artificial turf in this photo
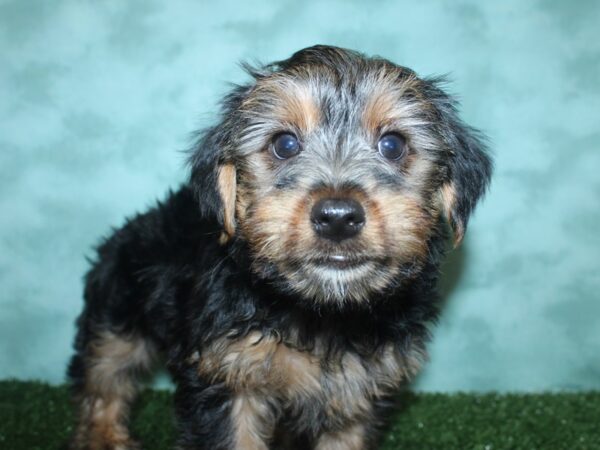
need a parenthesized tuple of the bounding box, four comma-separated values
(1, 381, 599, 450)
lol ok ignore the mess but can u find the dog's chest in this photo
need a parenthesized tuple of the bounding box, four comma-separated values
(196, 331, 421, 419)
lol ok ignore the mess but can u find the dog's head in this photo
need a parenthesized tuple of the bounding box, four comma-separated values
(189, 45, 492, 304)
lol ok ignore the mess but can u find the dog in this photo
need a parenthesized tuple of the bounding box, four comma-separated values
(67, 45, 492, 450)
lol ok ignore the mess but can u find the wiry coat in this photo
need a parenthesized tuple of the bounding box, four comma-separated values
(68, 45, 492, 450)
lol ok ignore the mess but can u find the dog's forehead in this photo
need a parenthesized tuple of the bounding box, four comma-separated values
(241, 61, 427, 134)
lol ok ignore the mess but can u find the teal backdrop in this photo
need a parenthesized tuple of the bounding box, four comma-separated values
(1, 0, 599, 392)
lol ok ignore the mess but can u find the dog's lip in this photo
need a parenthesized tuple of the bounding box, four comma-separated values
(312, 255, 371, 269)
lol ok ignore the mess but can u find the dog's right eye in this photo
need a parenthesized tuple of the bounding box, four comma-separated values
(271, 133, 301, 160)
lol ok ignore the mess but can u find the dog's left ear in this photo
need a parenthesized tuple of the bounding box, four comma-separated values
(188, 85, 251, 244)
(425, 78, 493, 247)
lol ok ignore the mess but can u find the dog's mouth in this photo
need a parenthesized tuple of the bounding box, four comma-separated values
(274, 254, 394, 302)
(311, 255, 372, 270)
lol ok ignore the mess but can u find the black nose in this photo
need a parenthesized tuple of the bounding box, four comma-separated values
(311, 198, 365, 242)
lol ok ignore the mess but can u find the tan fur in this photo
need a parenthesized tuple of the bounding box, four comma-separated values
(199, 331, 322, 397)
(240, 188, 308, 264)
(71, 332, 154, 450)
(323, 352, 374, 419)
(439, 182, 464, 246)
(362, 71, 401, 132)
(372, 190, 435, 264)
(232, 394, 275, 450)
(198, 330, 425, 429)
(362, 71, 427, 132)
(323, 343, 424, 420)
(72, 397, 137, 450)
(245, 77, 321, 133)
(86, 332, 154, 396)
(217, 163, 237, 244)
(234, 181, 252, 225)
(315, 423, 366, 450)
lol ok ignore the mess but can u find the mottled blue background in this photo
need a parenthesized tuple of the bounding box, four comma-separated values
(1, 0, 599, 392)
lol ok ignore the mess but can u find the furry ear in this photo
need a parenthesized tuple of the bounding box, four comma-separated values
(425, 78, 493, 247)
(188, 84, 251, 244)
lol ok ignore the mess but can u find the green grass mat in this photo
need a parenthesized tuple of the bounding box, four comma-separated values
(1, 381, 599, 449)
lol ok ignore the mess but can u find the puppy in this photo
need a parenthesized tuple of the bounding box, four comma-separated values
(68, 45, 492, 450)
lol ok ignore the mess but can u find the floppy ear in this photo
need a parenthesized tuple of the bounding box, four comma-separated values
(425, 78, 493, 247)
(188, 85, 251, 244)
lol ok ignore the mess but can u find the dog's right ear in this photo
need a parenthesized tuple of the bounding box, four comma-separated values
(188, 84, 252, 244)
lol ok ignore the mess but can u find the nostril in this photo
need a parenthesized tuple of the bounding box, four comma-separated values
(318, 214, 331, 226)
(345, 212, 364, 227)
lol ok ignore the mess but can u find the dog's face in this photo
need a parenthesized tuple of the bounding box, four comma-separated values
(190, 46, 491, 304)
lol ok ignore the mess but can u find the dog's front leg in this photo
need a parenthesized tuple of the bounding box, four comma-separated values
(229, 393, 278, 450)
(314, 423, 367, 450)
(175, 380, 277, 450)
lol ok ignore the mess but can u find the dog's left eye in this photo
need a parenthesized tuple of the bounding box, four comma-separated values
(272, 133, 301, 160)
(378, 133, 407, 160)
